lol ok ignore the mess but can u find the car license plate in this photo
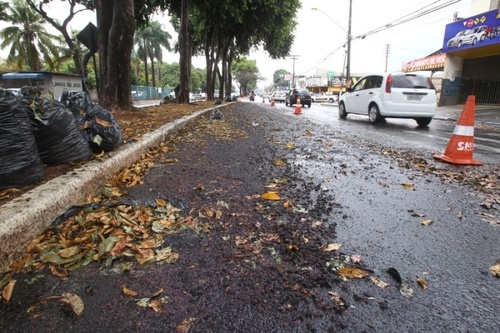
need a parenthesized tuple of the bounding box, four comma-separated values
(407, 94, 423, 101)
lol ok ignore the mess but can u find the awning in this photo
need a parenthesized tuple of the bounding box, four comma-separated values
(2, 72, 51, 79)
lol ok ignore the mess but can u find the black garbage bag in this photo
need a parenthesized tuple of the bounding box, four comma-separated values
(83, 103, 122, 152)
(0, 88, 45, 189)
(60, 91, 93, 128)
(23, 97, 93, 165)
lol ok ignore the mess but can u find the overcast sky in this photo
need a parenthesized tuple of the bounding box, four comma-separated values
(1, 0, 473, 88)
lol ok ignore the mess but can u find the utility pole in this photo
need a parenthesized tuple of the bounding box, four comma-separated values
(385, 43, 391, 72)
(290, 55, 299, 88)
(346, 0, 352, 88)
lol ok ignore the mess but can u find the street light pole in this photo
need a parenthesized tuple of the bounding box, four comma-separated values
(346, 0, 352, 87)
(290, 55, 299, 88)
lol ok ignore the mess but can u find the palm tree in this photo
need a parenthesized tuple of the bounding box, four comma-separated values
(134, 21, 171, 87)
(0, 0, 60, 71)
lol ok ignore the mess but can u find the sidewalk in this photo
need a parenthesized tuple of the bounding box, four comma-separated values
(434, 104, 500, 125)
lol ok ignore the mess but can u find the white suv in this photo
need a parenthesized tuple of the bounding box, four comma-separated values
(338, 73, 436, 126)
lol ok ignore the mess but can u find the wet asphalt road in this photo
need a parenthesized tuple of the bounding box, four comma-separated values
(258, 100, 500, 332)
(2, 101, 498, 332)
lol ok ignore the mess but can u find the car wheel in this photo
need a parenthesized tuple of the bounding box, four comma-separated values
(368, 104, 382, 124)
(416, 117, 432, 126)
(458, 40, 462, 48)
(307, 102, 311, 108)
(339, 102, 347, 119)
(329, 98, 334, 103)
(472, 37, 477, 45)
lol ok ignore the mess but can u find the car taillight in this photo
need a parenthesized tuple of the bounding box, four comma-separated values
(385, 74, 392, 93)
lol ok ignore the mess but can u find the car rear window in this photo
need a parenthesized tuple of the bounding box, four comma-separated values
(392, 75, 435, 89)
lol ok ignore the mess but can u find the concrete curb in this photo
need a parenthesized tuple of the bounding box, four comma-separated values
(0, 105, 218, 273)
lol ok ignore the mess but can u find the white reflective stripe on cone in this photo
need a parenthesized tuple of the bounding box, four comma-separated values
(453, 125, 474, 136)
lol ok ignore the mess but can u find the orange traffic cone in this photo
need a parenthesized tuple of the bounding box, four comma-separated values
(433, 95, 483, 165)
(271, 98, 275, 106)
(294, 97, 302, 115)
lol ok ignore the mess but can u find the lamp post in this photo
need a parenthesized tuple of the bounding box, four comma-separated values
(312, 0, 353, 86)
(346, 0, 352, 87)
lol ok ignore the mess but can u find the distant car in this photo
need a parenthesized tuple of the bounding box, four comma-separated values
(285, 88, 312, 108)
(311, 92, 337, 103)
(338, 73, 436, 126)
(271, 91, 286, 103)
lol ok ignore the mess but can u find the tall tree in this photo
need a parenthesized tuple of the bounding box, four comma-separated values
(95, 0, 136, 109)
(25, 0, 92, 75)
(0, 0, 61, 71)
(232, 58, 258, 96)
(134, 21, 172, 87)
(177, 0, 191, 103)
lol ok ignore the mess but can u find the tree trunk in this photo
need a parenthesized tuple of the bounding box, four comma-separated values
(178, 0, 191, 104)
(96, 0, 135, 110)
(150, 55, 156, 88)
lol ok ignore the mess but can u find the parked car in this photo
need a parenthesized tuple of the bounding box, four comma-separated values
(338, 73, 436, 126)
(285, 88, 312, 108)
(271, 91, 287, 103)
(311, 92, 337, 103)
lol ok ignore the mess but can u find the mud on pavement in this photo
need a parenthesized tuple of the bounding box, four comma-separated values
(0, 102, 360, 332)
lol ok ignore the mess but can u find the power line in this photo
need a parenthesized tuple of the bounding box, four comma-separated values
(299, 0, 462, 75)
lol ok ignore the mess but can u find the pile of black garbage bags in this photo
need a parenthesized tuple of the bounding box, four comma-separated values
(0, 87, 122, 190)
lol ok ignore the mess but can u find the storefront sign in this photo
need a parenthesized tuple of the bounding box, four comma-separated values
(442, 9, 500, 52)
(402, 53, 446, 72)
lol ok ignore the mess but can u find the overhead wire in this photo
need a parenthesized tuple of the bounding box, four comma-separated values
(299, 0, 463, 75)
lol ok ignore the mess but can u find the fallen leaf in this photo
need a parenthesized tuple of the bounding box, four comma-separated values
(401, 183, 415, 190)
(416, 277, 428, 290)
(489, 264, 500, 277)
(261, 192, 281, 200)
(350, 254, 362, 264)
(370, 276, 389, 288)
(399, 284, 414, 298)
(1, 279, 16, 303)
(58, 246, 81, 258)
(155, 198, 167, 206)
(304, 130, 314, 136)
(285, 143, 295, 149)
(195, 183, 204, 191)
(148, 297, 164, 313)
(321, 243, 342, 252)
(49, 265, 68, 278)
(273, 159, 285, 166)
(61, 292, 84, 316)
(177, 317, 197, 332)
(337, 267, 369, 279)
(421, 219, 434, 226)
(123, 286, 139, 297)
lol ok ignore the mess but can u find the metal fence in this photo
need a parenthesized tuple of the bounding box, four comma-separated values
(131, 85, 171, 101)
